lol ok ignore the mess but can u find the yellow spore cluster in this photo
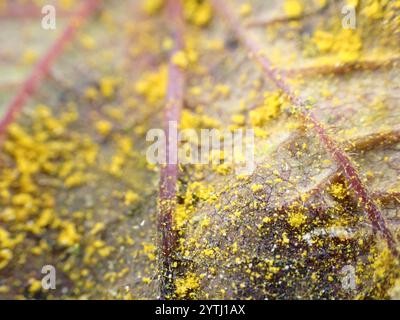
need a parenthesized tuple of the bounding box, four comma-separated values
(0, 105, 101, 275)
(143, 0, 164, 15)
(135, 66, 167, 104)
(175, 272, 200, 299)
(249, 91, 282, 127)
(0, 102, 136, 292)
(362, 0, 385, 19)
(287, 212, 307, 228)
(143, 0, 213, 27)
(329, 183, 348, 200)
(311, 29, 363, 62)
(175, 182, 215, 230)
(180, 109, 220, 130)
(283, 0, 304, 18)
(183, 0, 213, 27)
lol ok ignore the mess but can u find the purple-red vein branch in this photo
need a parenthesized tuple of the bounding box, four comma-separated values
(0, 3, 72, 19)
(0, 0, 101, 139)
(158, 0, 186, 299)
(212, 0, 397, 253)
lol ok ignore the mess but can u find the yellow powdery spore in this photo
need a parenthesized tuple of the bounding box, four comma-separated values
(175, 272, 200, 299)
(175, 204, 190, 230)
(282, 232, 290, 245)
(239, 3, 253, 17)
(57, 222, 80, 247)
(0, 227, 22, 270)
(251, 184, 264, 193)
(142, 242, 156, 261)
(346, 0, 359, 6)
(3, 104, 96, 192)
(124, 190, 139, 206)
(283, 0, 304, 18)
(79, 34, 97, 50)
(172, 50, 189, 69)
(60, 0, 77, 10)
(95, 120, 113, 136)
(287, 212, 307, 228)
(180, 110, 220, 129)
(100, 77, 118, 98)
(370, 246, 399, 297)
(135, 66, 167, 104)
(175, 182, 215, 230)
(231, 114, 245, 126)
(143, 0, 164, 15)
(0, 103, 100, 274)
(28, 279, 42, 294)
(249, 91, 282, 127)
(329, 183, 348, 200)
(362, 0, 384, 19)
(84, 239, 114, 264)
(184, 0, 213, 27)
(0, 249, 12, 270)
(22, 49, 38, 65)
(311, 29, 363, 62)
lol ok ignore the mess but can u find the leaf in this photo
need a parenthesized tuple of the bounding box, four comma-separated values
(0, 0, 399, 300)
